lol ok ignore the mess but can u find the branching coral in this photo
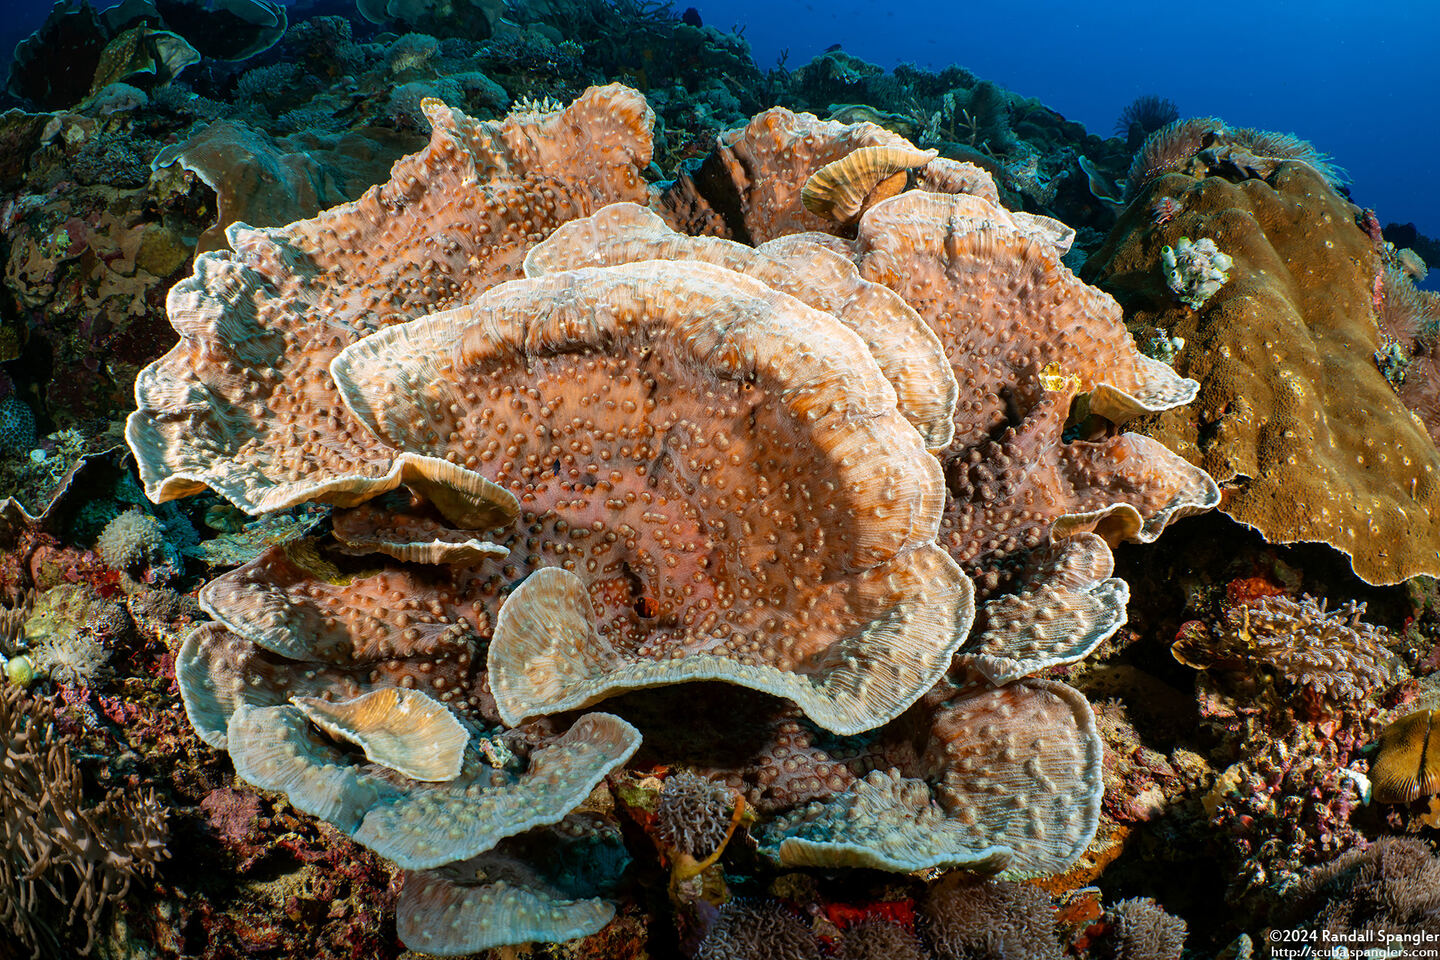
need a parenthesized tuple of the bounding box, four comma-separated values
(130, 87, 1215, 951)
(1173, 594, 1401, 721)
(0, 686, 169, 957)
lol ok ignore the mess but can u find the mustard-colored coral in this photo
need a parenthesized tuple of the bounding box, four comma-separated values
(1087, 156, 1440, 585)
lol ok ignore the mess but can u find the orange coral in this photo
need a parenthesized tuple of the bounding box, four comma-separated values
(654, 106, 999, 243)
(131, 87, 1218, 951)
(128, 85, 654, 519)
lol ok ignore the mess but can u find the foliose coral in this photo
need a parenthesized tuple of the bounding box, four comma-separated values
(1160, 237, 1232, 310)
(128, 87, 1215, 951)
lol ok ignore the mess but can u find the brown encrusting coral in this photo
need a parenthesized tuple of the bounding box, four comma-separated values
(1087, 145, 1440, 585)
(124, 86, 1214, 952)
(0, 685, 169, 957)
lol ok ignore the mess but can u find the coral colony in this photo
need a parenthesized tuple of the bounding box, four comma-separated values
(2, 2, 1440, 958)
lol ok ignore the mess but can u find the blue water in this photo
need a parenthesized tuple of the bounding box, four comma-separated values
(4, 0, 1437, 240)
(701, 0, 1440, 243)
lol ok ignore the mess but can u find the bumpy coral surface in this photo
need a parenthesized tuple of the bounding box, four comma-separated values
(656, 105, 1000, 242)
(128, 84, 656, 517)
(129, 88, 1214, 952)
(1087, 150, 1440, 585)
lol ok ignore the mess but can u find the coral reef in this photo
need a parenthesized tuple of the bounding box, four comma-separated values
(6, 3, 1436, 954)
(119, 83, 1212, 952)
(150, 120, 425, 253)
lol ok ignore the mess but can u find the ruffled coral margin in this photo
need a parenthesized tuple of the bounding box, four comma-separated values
(131, 85, 1216, 954)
